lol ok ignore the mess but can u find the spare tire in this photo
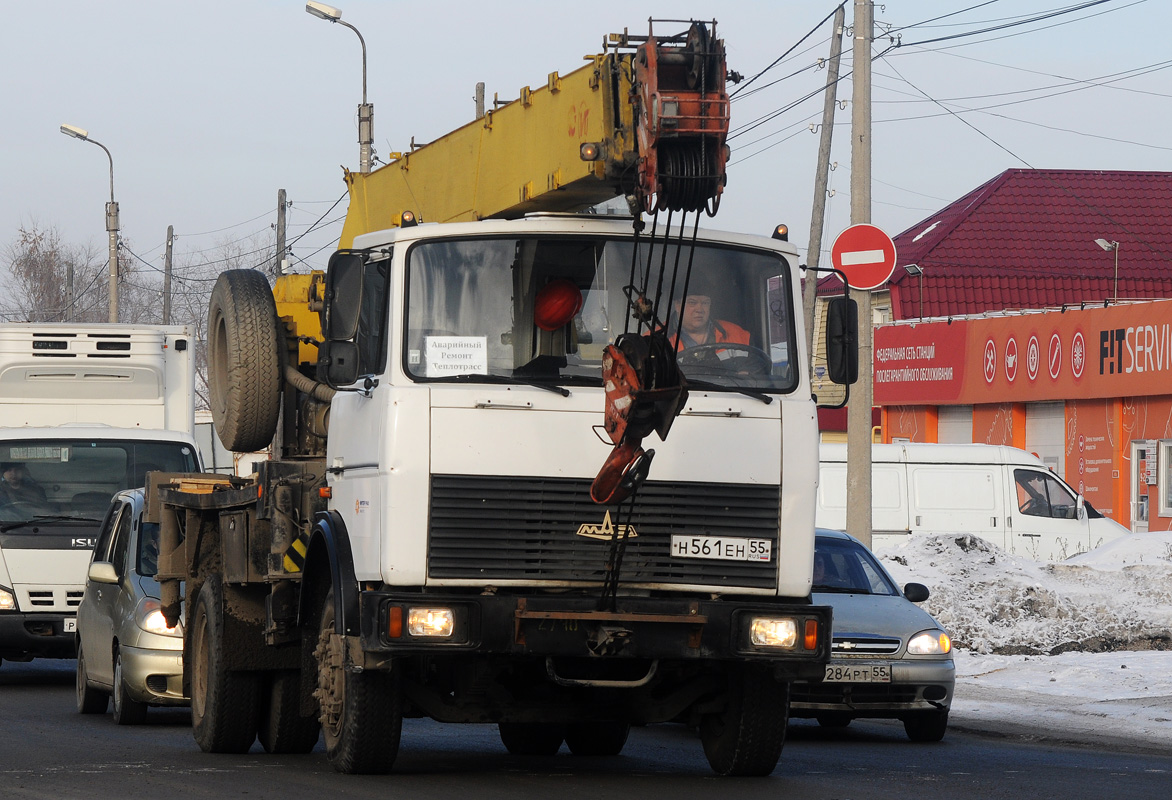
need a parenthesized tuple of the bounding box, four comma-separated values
(207, 270, 282, 453)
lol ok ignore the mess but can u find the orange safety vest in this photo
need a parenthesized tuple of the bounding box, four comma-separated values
(674, 319, 751, 351)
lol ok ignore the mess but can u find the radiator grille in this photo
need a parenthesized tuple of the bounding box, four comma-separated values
(428, 475, 780, 589)
(831, 635, 902, 655)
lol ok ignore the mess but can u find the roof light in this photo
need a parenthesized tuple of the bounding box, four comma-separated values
(579, 142, 602, 162)
(772, 224, 789, 241)
(400, 210, 418, 227)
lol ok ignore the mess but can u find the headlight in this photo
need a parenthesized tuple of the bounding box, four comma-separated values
(407, 607, 454, 638)
(907, 630, 951, 655)
(749, 617, 798, 648)
(0, 586, 15, 611)
(135, 597, 183, 637)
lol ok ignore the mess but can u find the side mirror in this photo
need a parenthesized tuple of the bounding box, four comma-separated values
(826, 295, 858, 385)
(321, 252, 366, 342)
(1076, 494, 1087, 521)
(317, 340, 361, 387)
(87, 561, 119, 585)
(903, 582, 930, 603)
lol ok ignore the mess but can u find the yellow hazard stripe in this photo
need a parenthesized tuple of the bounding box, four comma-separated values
(282, 533, 310, 573)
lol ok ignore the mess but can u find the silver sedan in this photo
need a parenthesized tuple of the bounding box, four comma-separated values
(789, 529, 955, 741)
(75, 488, 187, 723)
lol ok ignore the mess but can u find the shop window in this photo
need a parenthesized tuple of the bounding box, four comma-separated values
(1159, 440, 1172, 518)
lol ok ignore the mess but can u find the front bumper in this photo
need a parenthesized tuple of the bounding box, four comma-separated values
(359, 592, 832, 679)
(0, 613, 77, 660)
(789, 658, 956, 716)
(119, 643, 187, 706)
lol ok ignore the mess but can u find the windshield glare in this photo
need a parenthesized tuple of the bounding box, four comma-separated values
(813, 537, 899, 595)
(0, 440, 198, 524)
(405, 235, 797, 393)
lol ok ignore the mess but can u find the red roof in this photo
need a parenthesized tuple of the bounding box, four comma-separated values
(821, 169, 1172, 319)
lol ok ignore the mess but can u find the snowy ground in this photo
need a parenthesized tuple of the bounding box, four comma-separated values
(873, 531, 1172, 752)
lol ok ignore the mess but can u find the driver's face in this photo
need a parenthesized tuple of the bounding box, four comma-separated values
(681, 295, 712, 334)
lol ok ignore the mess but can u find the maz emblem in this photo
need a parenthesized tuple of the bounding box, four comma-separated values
(575, 510, 638, 541)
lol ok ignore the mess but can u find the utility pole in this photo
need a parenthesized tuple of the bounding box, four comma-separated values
(163, 226, 173, 325)
(276, 189, 287, 277)
(804, 4, 846, 378)
(847, 0, 874, 548)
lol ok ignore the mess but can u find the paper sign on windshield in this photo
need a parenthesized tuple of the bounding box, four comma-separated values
(425, 336, 488, 377)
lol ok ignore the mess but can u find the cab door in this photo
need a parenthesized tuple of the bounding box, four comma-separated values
(77, 501, 131, 688)
(1009, 467, 1090, 560)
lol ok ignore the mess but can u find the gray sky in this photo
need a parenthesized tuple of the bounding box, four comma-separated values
(2, 1, 1167, 280)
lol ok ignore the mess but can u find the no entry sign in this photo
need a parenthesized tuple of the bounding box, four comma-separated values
(831, 223, 898, 290)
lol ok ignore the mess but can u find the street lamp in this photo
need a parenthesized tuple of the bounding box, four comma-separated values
(60, 124, 119, 323)
(904, 263, 924, 319)
(306, 2, 374, 174)
(1094, 238, 1120, 303)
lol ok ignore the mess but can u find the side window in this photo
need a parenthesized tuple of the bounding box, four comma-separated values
(91, 502, 122, 563)
(109, 505, 132, 578)
(1015, 469, 1051, 517)
(1042, 474, 1077, 519)
(357, 257, 391, 376)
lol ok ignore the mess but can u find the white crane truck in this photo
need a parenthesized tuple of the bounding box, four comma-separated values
(147, 21, 858, 776)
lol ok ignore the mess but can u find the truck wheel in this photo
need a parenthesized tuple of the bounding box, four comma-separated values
(258, 669, 321, 754)
(207, 269, 281, 453)
(316, 588, 402, 774)
(112, 650, 149, 725)
(903, 709, 949, 742)
(191, 575, 260, 753)
(700, 664, 789, 776)
(564, 721, 630, 756)
(75, 644, 109, 714)
(498, 723, 565, 756)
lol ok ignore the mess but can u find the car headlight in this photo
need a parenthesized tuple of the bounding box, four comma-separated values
(0, 585, 15, 611)
(135, 597, 183, 637)
(406, 607, 455, 638)
(907, 629, 951, 655)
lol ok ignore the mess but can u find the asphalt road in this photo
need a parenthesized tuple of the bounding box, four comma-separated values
(2, 659, 1169, 800)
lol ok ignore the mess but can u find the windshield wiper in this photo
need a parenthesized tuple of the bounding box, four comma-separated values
(685, 378, 773, 404)
(436, 373, 571, 397)
(1, 514, 103, 533)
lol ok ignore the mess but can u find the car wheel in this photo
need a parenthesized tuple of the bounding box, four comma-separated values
(498, 723, 565, 756)
(112, 650, 149, 725)
(816, 713, 852, 729)
(258, 669, 320, 754)
(191, 575, 260, 752)
(75, 644, 108, 714)
(316, 587, 402, 773)
(564, 722, 630, 756)
(699, 664, 789, 776)
(904, 709, 949, 742)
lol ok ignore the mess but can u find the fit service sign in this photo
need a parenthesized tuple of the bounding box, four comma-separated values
(874, 299, 1172, 405)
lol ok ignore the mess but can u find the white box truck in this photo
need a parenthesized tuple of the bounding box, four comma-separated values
(0, 324, 202, 667)
(817, 442, 1129, 561)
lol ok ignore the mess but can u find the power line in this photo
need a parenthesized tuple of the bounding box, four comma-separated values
(730, 3, 846, 99)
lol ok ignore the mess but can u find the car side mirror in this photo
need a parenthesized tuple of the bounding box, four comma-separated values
(317, 340, 361, 387)
(87, 561, 119, 585)
(826, 295, 858, 385)
(903, 582, 930, 603)
(1076, 494, 1087, 521)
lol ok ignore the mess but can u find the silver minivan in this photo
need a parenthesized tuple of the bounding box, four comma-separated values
(75, 488, 187, 723)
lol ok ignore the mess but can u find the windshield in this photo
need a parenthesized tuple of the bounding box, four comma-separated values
(404, 235, 798, 393)
(0, 439, 198, 525)
(813, 537, 899, 595)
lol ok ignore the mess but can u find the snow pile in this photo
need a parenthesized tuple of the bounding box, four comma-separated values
(874, 532, 1172, 655)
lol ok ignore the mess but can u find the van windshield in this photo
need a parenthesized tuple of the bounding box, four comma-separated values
(0, 439, 198, 526)
(404, 235, 798, 394)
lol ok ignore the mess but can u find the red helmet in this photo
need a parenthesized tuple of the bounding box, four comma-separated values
(534, 279, 584, 331)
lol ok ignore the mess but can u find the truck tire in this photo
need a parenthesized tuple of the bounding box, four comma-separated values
(699, 664, 789, 777)
(564, 721, 630, 756)
(498, 723, 565, 756)
(207, 269, 281, 453)
(316, 587, 402, 774)
(112, 650, 149, 725)
(75, 644, 109, 714)
(191, 575, 260, 753)
(258, 669, 321, 754)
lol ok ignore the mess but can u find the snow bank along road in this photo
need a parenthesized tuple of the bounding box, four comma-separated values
(876, 532, 1172, 753)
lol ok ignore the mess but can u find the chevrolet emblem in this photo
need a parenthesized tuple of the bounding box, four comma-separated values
(575, 510, 637, 541)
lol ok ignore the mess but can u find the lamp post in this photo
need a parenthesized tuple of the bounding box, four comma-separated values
(904, 263, 924, 319)
(306, 2, 373, 174)
(60, 124, 118, 323)
(1094, 238, 1120, 304)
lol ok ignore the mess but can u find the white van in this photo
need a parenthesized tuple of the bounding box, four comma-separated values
(817, 443, 1129, 561)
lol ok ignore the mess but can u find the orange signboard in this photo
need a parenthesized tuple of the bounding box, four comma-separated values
(874, 299, 1172, 405)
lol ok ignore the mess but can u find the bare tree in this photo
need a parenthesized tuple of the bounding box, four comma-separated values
(2, 223, 106, 322)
